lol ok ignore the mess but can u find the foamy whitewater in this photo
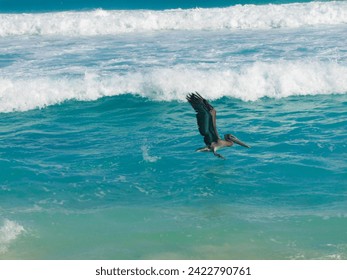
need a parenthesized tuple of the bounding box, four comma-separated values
(0, 219, 25, 254)
(1, 1, 347, 36)
(0, 0, 347, 259)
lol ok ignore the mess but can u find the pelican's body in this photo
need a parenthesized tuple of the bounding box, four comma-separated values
(186, 92, 250, 159)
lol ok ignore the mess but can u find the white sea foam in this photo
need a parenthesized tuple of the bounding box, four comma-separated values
(0, 219, 25, 254)
(1, 60, 346, 112)
(141, 145, 161, 163)
(0, 2, 346, 36)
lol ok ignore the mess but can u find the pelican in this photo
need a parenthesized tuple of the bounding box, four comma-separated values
(186, 92, 250, 159)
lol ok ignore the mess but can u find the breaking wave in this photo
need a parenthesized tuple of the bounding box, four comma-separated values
(1, 1, 347, 36)
(1, 60, 347, 112)
(0, 219, 25, 254)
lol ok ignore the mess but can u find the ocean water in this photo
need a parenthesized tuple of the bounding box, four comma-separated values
(0, 0, 347, 259)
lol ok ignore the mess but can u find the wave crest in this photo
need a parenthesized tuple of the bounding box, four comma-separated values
(1, 2, 347, 36)
(1, 60, 347, 112)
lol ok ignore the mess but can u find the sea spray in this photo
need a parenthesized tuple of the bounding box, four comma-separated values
(141, 145, 161, 163)
(0, 219, 25, 254)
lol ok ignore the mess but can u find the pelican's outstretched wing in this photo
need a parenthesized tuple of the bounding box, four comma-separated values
(186, 92, 220, 145)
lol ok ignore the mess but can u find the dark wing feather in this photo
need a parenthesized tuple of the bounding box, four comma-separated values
(186, 92, 220, 145)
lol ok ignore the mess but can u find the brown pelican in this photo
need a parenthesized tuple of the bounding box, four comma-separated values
(187, 92, 250, 159)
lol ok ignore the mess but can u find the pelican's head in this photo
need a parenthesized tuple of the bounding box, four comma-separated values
(224, 134, 250, 148)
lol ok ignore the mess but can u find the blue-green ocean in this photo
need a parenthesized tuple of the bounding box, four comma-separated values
(0, 0, 347, 259)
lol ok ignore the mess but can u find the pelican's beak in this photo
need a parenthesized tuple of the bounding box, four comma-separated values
(232, 136, 251, 148)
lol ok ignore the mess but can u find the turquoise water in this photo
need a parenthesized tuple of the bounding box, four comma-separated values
(1, 1, 347, 259)
(0, 0, 316, 12)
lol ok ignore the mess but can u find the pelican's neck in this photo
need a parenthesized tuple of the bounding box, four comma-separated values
(217, 139, 233, 147)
